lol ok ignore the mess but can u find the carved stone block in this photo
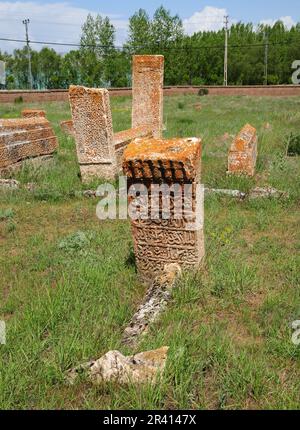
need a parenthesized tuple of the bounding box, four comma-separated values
(123, 137, 204, 284)
(0, 117, 58, 174)
(228, 124, 257, 176)
(132, 55, 164, 138)
(69, 85, 117, 182)
(21, 109, 46, 118)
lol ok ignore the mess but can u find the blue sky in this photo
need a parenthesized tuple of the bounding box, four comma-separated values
(0, 1, 299, 52)
(67, 0, 299, 24)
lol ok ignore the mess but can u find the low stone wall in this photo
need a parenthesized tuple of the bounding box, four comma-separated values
(1, 85, 300, 103)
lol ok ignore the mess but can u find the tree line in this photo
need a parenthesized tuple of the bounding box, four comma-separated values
(1, 6, 300, 89)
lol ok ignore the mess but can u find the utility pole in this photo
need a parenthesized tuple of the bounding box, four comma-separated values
(224, 15, 229, 86)
(264, 32, 269, 86)
(22, 18, 33, 89)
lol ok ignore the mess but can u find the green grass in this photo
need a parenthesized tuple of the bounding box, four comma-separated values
(0, 95, 299, 410)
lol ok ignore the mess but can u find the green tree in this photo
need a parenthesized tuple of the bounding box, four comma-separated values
(126, 8, 152, 53)
(36, 48, 62, 89)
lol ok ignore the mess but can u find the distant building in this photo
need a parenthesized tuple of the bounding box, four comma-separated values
(0, 61, 6, 87)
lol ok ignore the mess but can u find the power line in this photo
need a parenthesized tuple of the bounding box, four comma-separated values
(0, 36, 300, 51)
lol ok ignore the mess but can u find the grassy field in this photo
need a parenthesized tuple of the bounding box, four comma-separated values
(0, 94, 299, 410)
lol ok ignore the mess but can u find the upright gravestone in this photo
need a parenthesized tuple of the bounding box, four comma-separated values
(69, 85, 117, 182)
(123, 137, 205, 285)
(132, 55, 164, 139)
(228, 124, 257, 177)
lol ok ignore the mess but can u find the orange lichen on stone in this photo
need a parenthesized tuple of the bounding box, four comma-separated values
(228, 124, 257, 176)
(60, 119, 74, 137)
(132, 55, 164, 139)
(114, 126, 153, 151)
(69, 85, 116, 182)
(123, 137, 201, 183)
(21, 109, 46, 118)
(0, 117, 58, 172)
(114, 125, 154, 172)
(123, 136, 204, 285)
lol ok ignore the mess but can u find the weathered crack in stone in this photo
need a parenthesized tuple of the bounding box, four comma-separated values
(122, 263, 182, 347)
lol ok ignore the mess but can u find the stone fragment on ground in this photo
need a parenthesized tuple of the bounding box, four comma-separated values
(122, 263, 182, 347)
(249, 187, 288, 199)
(66, 346, 169, 386)
(90, 346, 169, 386)
(193, 103, 202, 111)
(0, 179, 20, 189)
(205, 187, 246, 200)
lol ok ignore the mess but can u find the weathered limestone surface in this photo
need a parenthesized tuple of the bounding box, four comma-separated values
(114, 125, 153, 169)
(228, 124, 257, 176)
(66, 346, 169, 386)
(122, 263, 181, 347)
(21, 109, 46, 118)
(60, 120, 74, 137)
(69, 85, 117, 182)
(123, 137, 204, 284)
(132, 55, 164, 138)
(0, 118, 58, 173)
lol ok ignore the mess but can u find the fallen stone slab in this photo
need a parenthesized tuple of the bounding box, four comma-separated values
(21, 109, 46, 118)
(114, 125, 154, 170)
(249, 187, 289, 199)
(122, 263, 182, 347)
(205, 187, 246, 200)
(66, 346, 169, 386)
(0, 178, 20, 189)
(0, 117, 58, 174)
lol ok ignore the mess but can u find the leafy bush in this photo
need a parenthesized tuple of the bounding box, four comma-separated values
(14, 96, 23, 104)
(0, 208, 14, 220)
(58, 231, 91, 253)
(286, 133, 300, 156)
(198, 88, 209, 96)
(177, 102, 184, 109)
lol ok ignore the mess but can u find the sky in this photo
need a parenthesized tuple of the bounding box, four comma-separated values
(0, 0, 299, 53)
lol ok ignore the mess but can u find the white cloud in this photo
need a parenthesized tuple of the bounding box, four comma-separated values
(0, 1, 129, 52)
(183, 6, 227, 35)
(260, 15, 296, 29)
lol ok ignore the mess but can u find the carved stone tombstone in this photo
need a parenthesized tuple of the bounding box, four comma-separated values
(0, 117, 58, 174)
(69, 85, 117, 182)
(228, 124, 257, 176)
(21, 109, 46, 118)
(123, 137, 205, 285)
(132, 55, 164, 138)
